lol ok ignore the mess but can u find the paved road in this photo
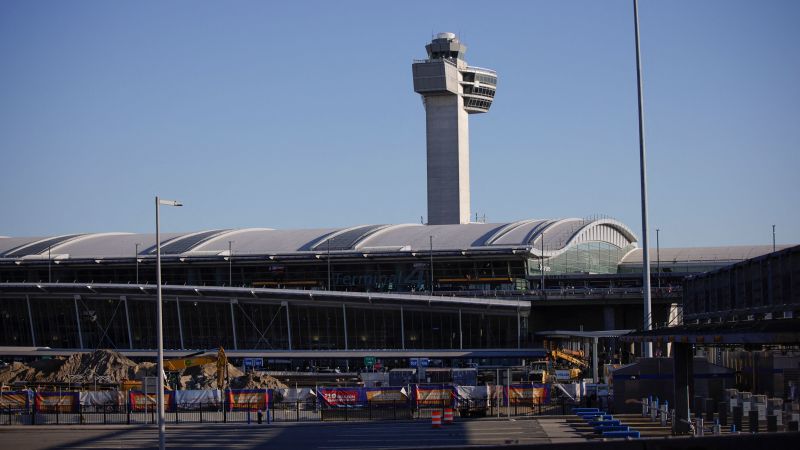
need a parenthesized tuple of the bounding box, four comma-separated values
(0, 418, 582, 449)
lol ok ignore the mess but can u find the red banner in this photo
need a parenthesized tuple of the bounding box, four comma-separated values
(34, 391, 80, 413)
(506, 383, 550, 405)
(226, 389, 269, 411)
(128, 391, 175, 412)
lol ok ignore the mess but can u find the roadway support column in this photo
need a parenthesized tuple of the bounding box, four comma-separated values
(73, 295, 84, 349)
(673, 342, 693, 434)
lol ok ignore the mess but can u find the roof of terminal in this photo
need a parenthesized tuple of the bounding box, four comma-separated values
(0, 218, 636, 261)
(619, 245, 793, 266)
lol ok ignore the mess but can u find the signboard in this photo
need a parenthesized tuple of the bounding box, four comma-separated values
(555, 369, 572, 381)
(419, 358, 430, 367)
(364, 356, 376, 367)
(243, 357, 264, 371)
(318, 388, 361, 407)
(410, 358, 418, 368)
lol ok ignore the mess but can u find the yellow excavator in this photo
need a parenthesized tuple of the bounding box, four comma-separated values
(164, 346, 228, 389)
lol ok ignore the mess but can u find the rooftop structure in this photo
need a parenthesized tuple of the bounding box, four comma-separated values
(412, 33, 497, 225)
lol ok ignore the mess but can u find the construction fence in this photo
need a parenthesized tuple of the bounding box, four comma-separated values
(0, 383, 584, 425)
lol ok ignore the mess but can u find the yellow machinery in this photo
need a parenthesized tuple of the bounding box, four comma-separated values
(551, 350, 588, 368)
(163, 346, 228, 389)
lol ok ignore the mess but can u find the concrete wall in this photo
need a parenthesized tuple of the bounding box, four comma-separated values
(424, 94, 470, 224)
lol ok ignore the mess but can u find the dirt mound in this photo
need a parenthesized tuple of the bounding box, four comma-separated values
(51, 349, 138, 383)
(0, 350, 286, 391)
(230, 372, 287, 390)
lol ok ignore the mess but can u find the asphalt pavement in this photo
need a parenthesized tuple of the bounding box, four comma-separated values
(0, 417, 583, 449)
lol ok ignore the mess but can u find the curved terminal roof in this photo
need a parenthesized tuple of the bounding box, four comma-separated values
(0, 218, 638, 262)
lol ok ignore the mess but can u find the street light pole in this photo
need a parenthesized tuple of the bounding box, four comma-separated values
(155, 196, 182, 450)
(48, 245, 52, 283)
(633, 0, 653, 357)
(135, 242, 141, 284)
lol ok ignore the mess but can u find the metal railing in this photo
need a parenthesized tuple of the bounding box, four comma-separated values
(1, 397, 584, 425)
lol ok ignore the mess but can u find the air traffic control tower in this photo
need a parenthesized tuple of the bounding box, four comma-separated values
(413, 32, 497, 225)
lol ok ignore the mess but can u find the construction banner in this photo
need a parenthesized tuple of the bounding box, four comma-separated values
(318, 387, 363, 408)
(80, 390, 122, 406)
(226, 389, 268, 411)
(0, 390, 31, 410)
(364, 387, 407, 406)
(34, 391, 80, 413)
(414, 385, 455, 407)
(128, 390, 176, 412)
(175, 389, 222, 408)
(505, 383, 550, 405)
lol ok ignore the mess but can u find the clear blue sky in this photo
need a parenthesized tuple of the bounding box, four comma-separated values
(1, 0, 798, 248)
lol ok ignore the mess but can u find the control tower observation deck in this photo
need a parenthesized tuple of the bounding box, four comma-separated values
(412, 32, 497, 225)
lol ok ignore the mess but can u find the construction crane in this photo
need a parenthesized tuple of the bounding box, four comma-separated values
(163, 346, 228, 389)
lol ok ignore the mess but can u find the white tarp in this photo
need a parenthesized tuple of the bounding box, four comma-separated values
(274, 388, 315, 403)
(455, 385, 488, 406)
(175, 389, 222, 406)
(80, 390, 122, 406)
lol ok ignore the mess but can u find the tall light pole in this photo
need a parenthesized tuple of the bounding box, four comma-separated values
(228, 240, 234, 286)
(48, 245, 52, 283)
(155, 196, 182, 450)
(135, 242, 141, 284)
(633, 0, 653, 357)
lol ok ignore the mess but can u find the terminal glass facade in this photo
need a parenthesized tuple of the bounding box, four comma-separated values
(0, 294, 526, 351)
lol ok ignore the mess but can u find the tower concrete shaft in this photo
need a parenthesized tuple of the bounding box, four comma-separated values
(412, 32, 496, 225)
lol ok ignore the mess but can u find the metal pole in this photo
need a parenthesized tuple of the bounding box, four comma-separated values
(155, 196, 166, 450)
(656, 229, 661, 290)
(772, 225, 776, 252)
(429, 235, 434, 294)
(458, 308, 463, 350)
(26, 295, 36, 346)
(176, 297, 184, 350)
(135, 243, 140, 284)
(327, 238, 331, 291)
(592, 337, 599, 383)
(400, 305, 405, 350)
(73, 296, 84, 349)
(122, 296, 133, 350)
(48, 245, 52, 283)
(228, 241, 233, 286)
(283, 301, 292, 351)
(229, 299, 238, 350)
(342, 303, 348, 350)
(541, 232, 545, 293)
(633, 0, 653, 357)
